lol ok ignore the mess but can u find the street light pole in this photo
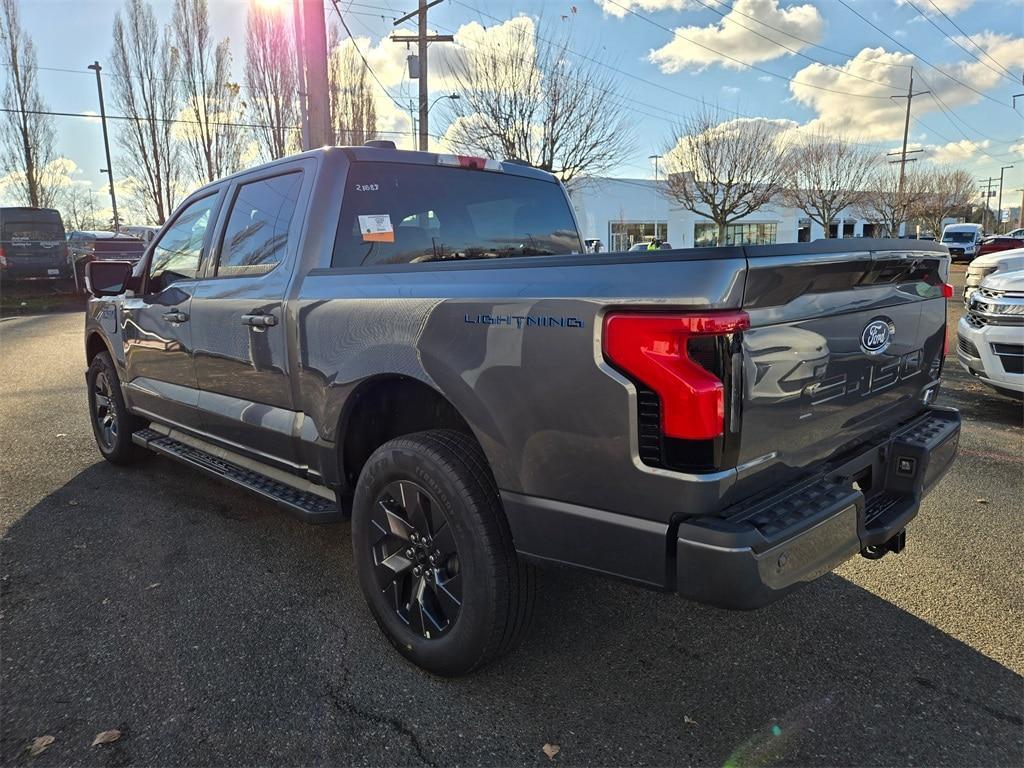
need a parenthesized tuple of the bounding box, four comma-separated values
(996, 165, 1014, 234)
(87, 61, 119, 231)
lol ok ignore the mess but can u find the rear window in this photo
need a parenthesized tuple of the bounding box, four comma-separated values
(2, 210, 64, 245)
(331, 162, 581, 268)
(94, 238, 145, 253)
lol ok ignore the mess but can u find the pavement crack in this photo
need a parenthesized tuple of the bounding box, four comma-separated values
(914, 676, 1023, 727)
(326, 686, 436, 767)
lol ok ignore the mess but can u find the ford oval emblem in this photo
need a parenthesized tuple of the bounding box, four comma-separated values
(861, 318, 894, 354)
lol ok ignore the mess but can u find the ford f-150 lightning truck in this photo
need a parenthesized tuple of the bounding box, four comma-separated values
(83, 145, 961, 675)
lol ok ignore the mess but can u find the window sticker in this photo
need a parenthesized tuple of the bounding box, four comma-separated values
(358, 214, 394, 243)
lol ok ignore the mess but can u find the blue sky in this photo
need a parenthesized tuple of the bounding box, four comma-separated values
(13, 0, 1024, 211)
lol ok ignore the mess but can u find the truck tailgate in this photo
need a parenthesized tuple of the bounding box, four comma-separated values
(736, 245, 948, 493)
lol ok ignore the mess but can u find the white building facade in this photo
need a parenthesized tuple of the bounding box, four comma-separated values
(569, 177, 885, 251)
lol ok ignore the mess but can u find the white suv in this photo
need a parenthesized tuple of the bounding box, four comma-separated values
(957, 270, 1024, 399)
(963, 247, 1024, 305)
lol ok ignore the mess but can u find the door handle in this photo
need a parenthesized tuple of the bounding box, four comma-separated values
(163, 310, 189, 323)
(241, 313, 277, 328)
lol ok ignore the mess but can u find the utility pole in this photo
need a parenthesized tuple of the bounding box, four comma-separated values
(978, 177, 996, 231)
(294, 0, 330, 149)
(889, 67, 929, 199)
(996, 165, 1014, 234)
(87, 61, 119, 232)
(392, 0, 453, 151)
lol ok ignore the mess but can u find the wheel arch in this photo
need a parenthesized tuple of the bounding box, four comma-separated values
(336, 374, 493, 492)
(85, 331, 113, 365)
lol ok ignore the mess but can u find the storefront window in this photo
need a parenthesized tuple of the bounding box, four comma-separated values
(609, 221, 668, 251)
(694, 222, 778, 247)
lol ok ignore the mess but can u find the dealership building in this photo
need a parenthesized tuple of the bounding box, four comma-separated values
(569, 177, 887, 251)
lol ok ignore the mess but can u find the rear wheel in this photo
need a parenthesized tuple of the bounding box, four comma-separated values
(87, 351, 148, 464)
(351, 430, 535, 676)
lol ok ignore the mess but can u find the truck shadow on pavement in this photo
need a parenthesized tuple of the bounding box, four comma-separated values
(1, 458, 1021, 767)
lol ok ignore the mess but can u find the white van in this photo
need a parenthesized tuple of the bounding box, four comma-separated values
(941, 223, 984, 262)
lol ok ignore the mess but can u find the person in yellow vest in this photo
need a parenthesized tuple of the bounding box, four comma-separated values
(646, 238, 663, 251)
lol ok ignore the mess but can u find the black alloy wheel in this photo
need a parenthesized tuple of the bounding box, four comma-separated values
(86, 351, 147, 464)
(369, 480, 462, 639)
(351, 430, 536, 676)
(92, 369, 119, 451)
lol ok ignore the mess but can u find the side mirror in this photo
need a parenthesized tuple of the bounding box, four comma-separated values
(86, 260, 134, 297)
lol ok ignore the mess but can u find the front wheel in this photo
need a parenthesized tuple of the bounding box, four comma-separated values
(351, 430, 535, 676)
(86, 351, 148, 464)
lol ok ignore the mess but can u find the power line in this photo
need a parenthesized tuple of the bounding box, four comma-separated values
(0, 106, 443, 139)
(328, 0, 407, 111)
(921, 0, 1019, 82)
(664, 0, 904, 92)
(603, 0, 896, 100)
(833, 0, 1014, 110)
(903, 0, 1018, 85)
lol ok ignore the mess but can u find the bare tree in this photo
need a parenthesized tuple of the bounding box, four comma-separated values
(110, 0, 183, 224)
(0, 0, 59, 207)
(442, 20, 633, 186)
(61, 184, 105, 231)
(327, 27, 377, 146)
(172, 0, 245, 183)
(913, 167, 975, 238)
(859, 166, 926, 238)
(783, 131, 879, 238)
(662, 107, 792, 244)
(245, 0, 298, 161)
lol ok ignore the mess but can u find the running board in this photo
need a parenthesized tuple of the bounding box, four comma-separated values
(132, 428, 341, 523)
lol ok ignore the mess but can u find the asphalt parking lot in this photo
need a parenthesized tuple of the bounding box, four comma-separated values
(1, 264, 1021, 767)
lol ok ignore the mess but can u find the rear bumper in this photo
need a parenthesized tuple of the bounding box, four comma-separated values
(502, 406, 960, 607)
(1, 263, 71, 280)
(674, 407, 960, 608)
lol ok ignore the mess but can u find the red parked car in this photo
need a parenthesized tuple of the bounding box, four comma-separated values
(978, 236, 1024, 257)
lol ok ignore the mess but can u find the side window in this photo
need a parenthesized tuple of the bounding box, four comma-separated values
(216, 172, 302, 277)
(149, 194, 219, 292)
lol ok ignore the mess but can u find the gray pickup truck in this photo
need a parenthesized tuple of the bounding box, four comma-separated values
(84, 144, 960, 675)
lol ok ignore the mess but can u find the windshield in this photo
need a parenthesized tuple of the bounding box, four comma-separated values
(942, 231, 976, 243)
(333, 161, 581, 267)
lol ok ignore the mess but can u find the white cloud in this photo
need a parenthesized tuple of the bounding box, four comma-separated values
(648, 0, 824, 72)
(924, 139, 992, 163)
(595, 0, 695, 18)
(789, 39, 1024, 142)
(721, 85, 740, 94)
(1010, 141, 1024, 156)
(758, 75, 774, 82)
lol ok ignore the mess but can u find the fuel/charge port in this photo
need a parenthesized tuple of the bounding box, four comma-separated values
(861, 528, 907, 560)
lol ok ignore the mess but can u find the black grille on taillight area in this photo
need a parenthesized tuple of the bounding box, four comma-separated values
(636, 388, 663, 466)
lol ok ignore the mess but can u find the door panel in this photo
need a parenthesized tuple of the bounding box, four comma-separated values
(121, 192, 222, 429)
(191, 168, 308, 464)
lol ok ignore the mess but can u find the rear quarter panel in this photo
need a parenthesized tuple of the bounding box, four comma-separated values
(293, 254, 746, 523)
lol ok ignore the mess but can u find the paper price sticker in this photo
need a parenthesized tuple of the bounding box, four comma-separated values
(358, 214, 394, 243)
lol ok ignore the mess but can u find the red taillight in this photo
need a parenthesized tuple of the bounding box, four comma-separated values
(942, 283, 954, 299)
(0, 245, 6, 269)
(602, 311, 750, 440)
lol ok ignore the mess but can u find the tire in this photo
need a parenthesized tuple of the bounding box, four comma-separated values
(351, 429, 535, 676)
(86, 351, 148, 465)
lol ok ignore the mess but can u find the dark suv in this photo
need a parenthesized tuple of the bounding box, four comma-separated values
(0, 207, 69, 282)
